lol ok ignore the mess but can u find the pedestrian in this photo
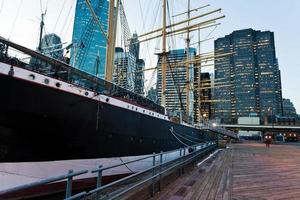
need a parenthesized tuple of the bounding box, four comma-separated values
(265, 138, 271, 148)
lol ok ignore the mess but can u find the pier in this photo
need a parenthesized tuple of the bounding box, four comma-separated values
(152, 142, 300, 200)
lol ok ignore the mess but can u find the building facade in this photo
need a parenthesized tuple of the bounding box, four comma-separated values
(146, 87, 159, 104)
(113, 47, 136, 91)
(71, 0, 109, 78)
(194, 72, 212, 124)
(282, 98, 297, 117)
(135, 59, 145, 95)
(40, 33, 64, 61)
(128, 33, 145, 95)
(30, 33, 64, 74)
(157, 48, 196, 123)
(214, 29, 283, 123)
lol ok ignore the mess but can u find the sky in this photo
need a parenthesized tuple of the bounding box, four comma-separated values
(0, 0, 299, 113)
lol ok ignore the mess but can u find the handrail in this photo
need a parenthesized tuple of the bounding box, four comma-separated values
(0, 169, 88, 195)
(91, 143, 205, 173)
(0, 142, 215, 199)
(110, 145, 215, 199)
(85, 143, 216, 199)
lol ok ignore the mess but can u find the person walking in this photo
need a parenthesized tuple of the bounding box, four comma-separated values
(265, 138, 271, 148)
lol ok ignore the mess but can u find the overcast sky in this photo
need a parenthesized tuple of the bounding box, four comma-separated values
(0, 0, 299, 113)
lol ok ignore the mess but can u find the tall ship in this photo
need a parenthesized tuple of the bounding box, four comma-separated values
(0, 0, 226, 193)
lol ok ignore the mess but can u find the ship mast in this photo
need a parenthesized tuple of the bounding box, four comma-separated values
(185, 0, 191, 122)
(38, 12, 46, 52)
(197, 27, 202, 125)
(105, 0, 117, 81)
(161, 0, 167, 107)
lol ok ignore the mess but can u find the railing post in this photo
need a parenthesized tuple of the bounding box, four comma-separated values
(65, 170, 73, 199)
(182, 148, 186, 174)
(151, 152, 156, 197)
(159, 151, 163, 191)
(96, 165, 103, 200)
(96, 165, 103, 188)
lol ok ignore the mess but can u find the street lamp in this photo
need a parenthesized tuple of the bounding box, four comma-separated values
(268, 107, 274, 140)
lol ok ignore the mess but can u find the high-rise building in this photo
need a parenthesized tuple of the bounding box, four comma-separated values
(113, 47, 136, 91)
(30, 33, 64, 74)
(135, 59, 145, 95)
(146, 87, 158, 104)
(282, 98, 297, 117)
(194, 72, 212, 123)
(214, 29, 283, 123)
(129, 33, 139, 60)
(129, 33, 145, 95)
(71, 0, 109, 78)
(40, 33, 64, 61)
(157, 48, 196, 123)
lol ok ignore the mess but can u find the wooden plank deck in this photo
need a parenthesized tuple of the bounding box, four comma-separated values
(152, 142, 300, 200)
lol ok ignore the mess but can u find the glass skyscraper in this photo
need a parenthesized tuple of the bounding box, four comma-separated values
(214, 29, 283, 124)
(71, 0, 109, 78)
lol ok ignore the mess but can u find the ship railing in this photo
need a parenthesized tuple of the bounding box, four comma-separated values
(0, 142, 216, 199)
(66, 142, 217, 200)
(0, 37, 165, 114)
(0, 169, 89, 199)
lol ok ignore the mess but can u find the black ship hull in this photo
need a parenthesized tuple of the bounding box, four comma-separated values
(0, 65, 210, 162)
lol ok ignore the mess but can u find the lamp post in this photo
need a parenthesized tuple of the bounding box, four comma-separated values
(268, 107, 274, 140)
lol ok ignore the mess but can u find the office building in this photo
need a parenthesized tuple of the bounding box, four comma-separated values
(214, 29, 283, 123)
(194, 72, 212, 124)
(129, 33, 139, 60)
(146, 87, 159, 104)
(129, 33, 145, 95)
(157, 48, 196, 123)
(135, 59, 145, 95)
(282, 98, 297, 117)
(113, 47, 136, 91)
(71, 0, 109, 78)
(30, 33, 64, 74)
(40, 33, 64, 61)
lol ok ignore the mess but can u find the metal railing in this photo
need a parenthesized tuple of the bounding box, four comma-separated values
(0, 169, 88, 199)
(68, 142, 216, 200)
(0, 142, 216, 200)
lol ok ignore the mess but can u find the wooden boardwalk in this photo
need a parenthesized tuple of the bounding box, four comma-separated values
(153, 142, 300, 200)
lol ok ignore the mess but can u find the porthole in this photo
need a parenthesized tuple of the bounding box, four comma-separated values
(44, 78, 49, 84)
(143, 110, 145, 113)
(136, 108, 138, 111)
(106, 98, 109, 102)
(132, 106, 134, 109)
(55, 82, 61, 88)
(85, 91, 89, 96)
(28, 74, 35, 80)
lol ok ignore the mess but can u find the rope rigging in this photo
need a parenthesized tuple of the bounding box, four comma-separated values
(169, 127, 189, 147)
